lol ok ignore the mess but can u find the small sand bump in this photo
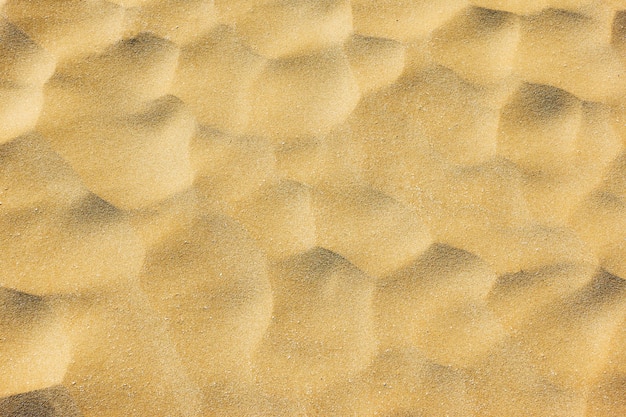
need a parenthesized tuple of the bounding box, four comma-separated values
(498, 83, 581, 166)
(570, 191, 626, 253)
(601, 152, 626, 201)
(0, 136, 145, 295)
(0, 83, 44, 144)
(468, 343, 587, 416)
(4, 0, 125, 60)
(43, 95, 196, 210)
(250, 47, 360, 138)
(348, 80, 433, 165)
(516, 270, 626, 390)
(485, 224, 597, 275)
(600, 239, 626, 279)
(344, 35, 407, 95)
(431, 7, 521, 84)
(574, 102, 624, 175)
(520, 102, 623, 225)
(515, 8, 626, 101)
(380, 243, 498, 305)
(351, 0, 469, 42)
(41, 32, 180, 121)
(127, 0, 218, 44)
(407, 160, 533, 263)
(0, 288, 71, 398)
(604, 317, 626, 374)
(394, 68, 502, 165)
(313, 185, 432, 277)
(128, 187, 201, 248)
(173, 25, 267, 133)
(57, 289, 205, 417)
(274, 124, 364, 188)
(487, 262, 597, 329)
(320, 347, 475, 416)
(0, 19, 56, 86)
(236, 0, 353, 59)
(374, 245, 505, 367)
(0, 198, 145, 295)
(0, 135, 90, 210)
(229, 180, 316, 259)
(213, 0, 274, 24)
(191, 126, 277, 204)
(253, 247, 376, 396)
(140, 214, 273, 389)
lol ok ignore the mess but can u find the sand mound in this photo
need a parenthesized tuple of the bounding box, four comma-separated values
(1, 0, 626, 415)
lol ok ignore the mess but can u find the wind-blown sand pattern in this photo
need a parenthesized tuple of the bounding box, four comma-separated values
(1, 0, 626, 415)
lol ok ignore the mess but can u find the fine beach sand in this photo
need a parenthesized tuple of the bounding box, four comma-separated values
(1, 0, 626, 415)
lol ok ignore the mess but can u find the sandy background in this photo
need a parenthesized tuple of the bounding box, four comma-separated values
(1, 0, 626, 415)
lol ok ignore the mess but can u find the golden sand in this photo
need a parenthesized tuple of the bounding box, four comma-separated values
(1, 0, 626, 415)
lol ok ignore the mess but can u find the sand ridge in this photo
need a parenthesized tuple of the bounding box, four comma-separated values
(0, 0, 626, 415)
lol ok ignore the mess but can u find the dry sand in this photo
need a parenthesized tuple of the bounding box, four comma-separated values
(1, 0, 626, 415)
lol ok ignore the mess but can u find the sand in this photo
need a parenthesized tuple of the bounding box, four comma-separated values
(0, 0, 625, 416)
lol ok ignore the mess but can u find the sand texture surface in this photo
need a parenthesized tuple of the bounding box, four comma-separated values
(1, 0, 626, 415)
